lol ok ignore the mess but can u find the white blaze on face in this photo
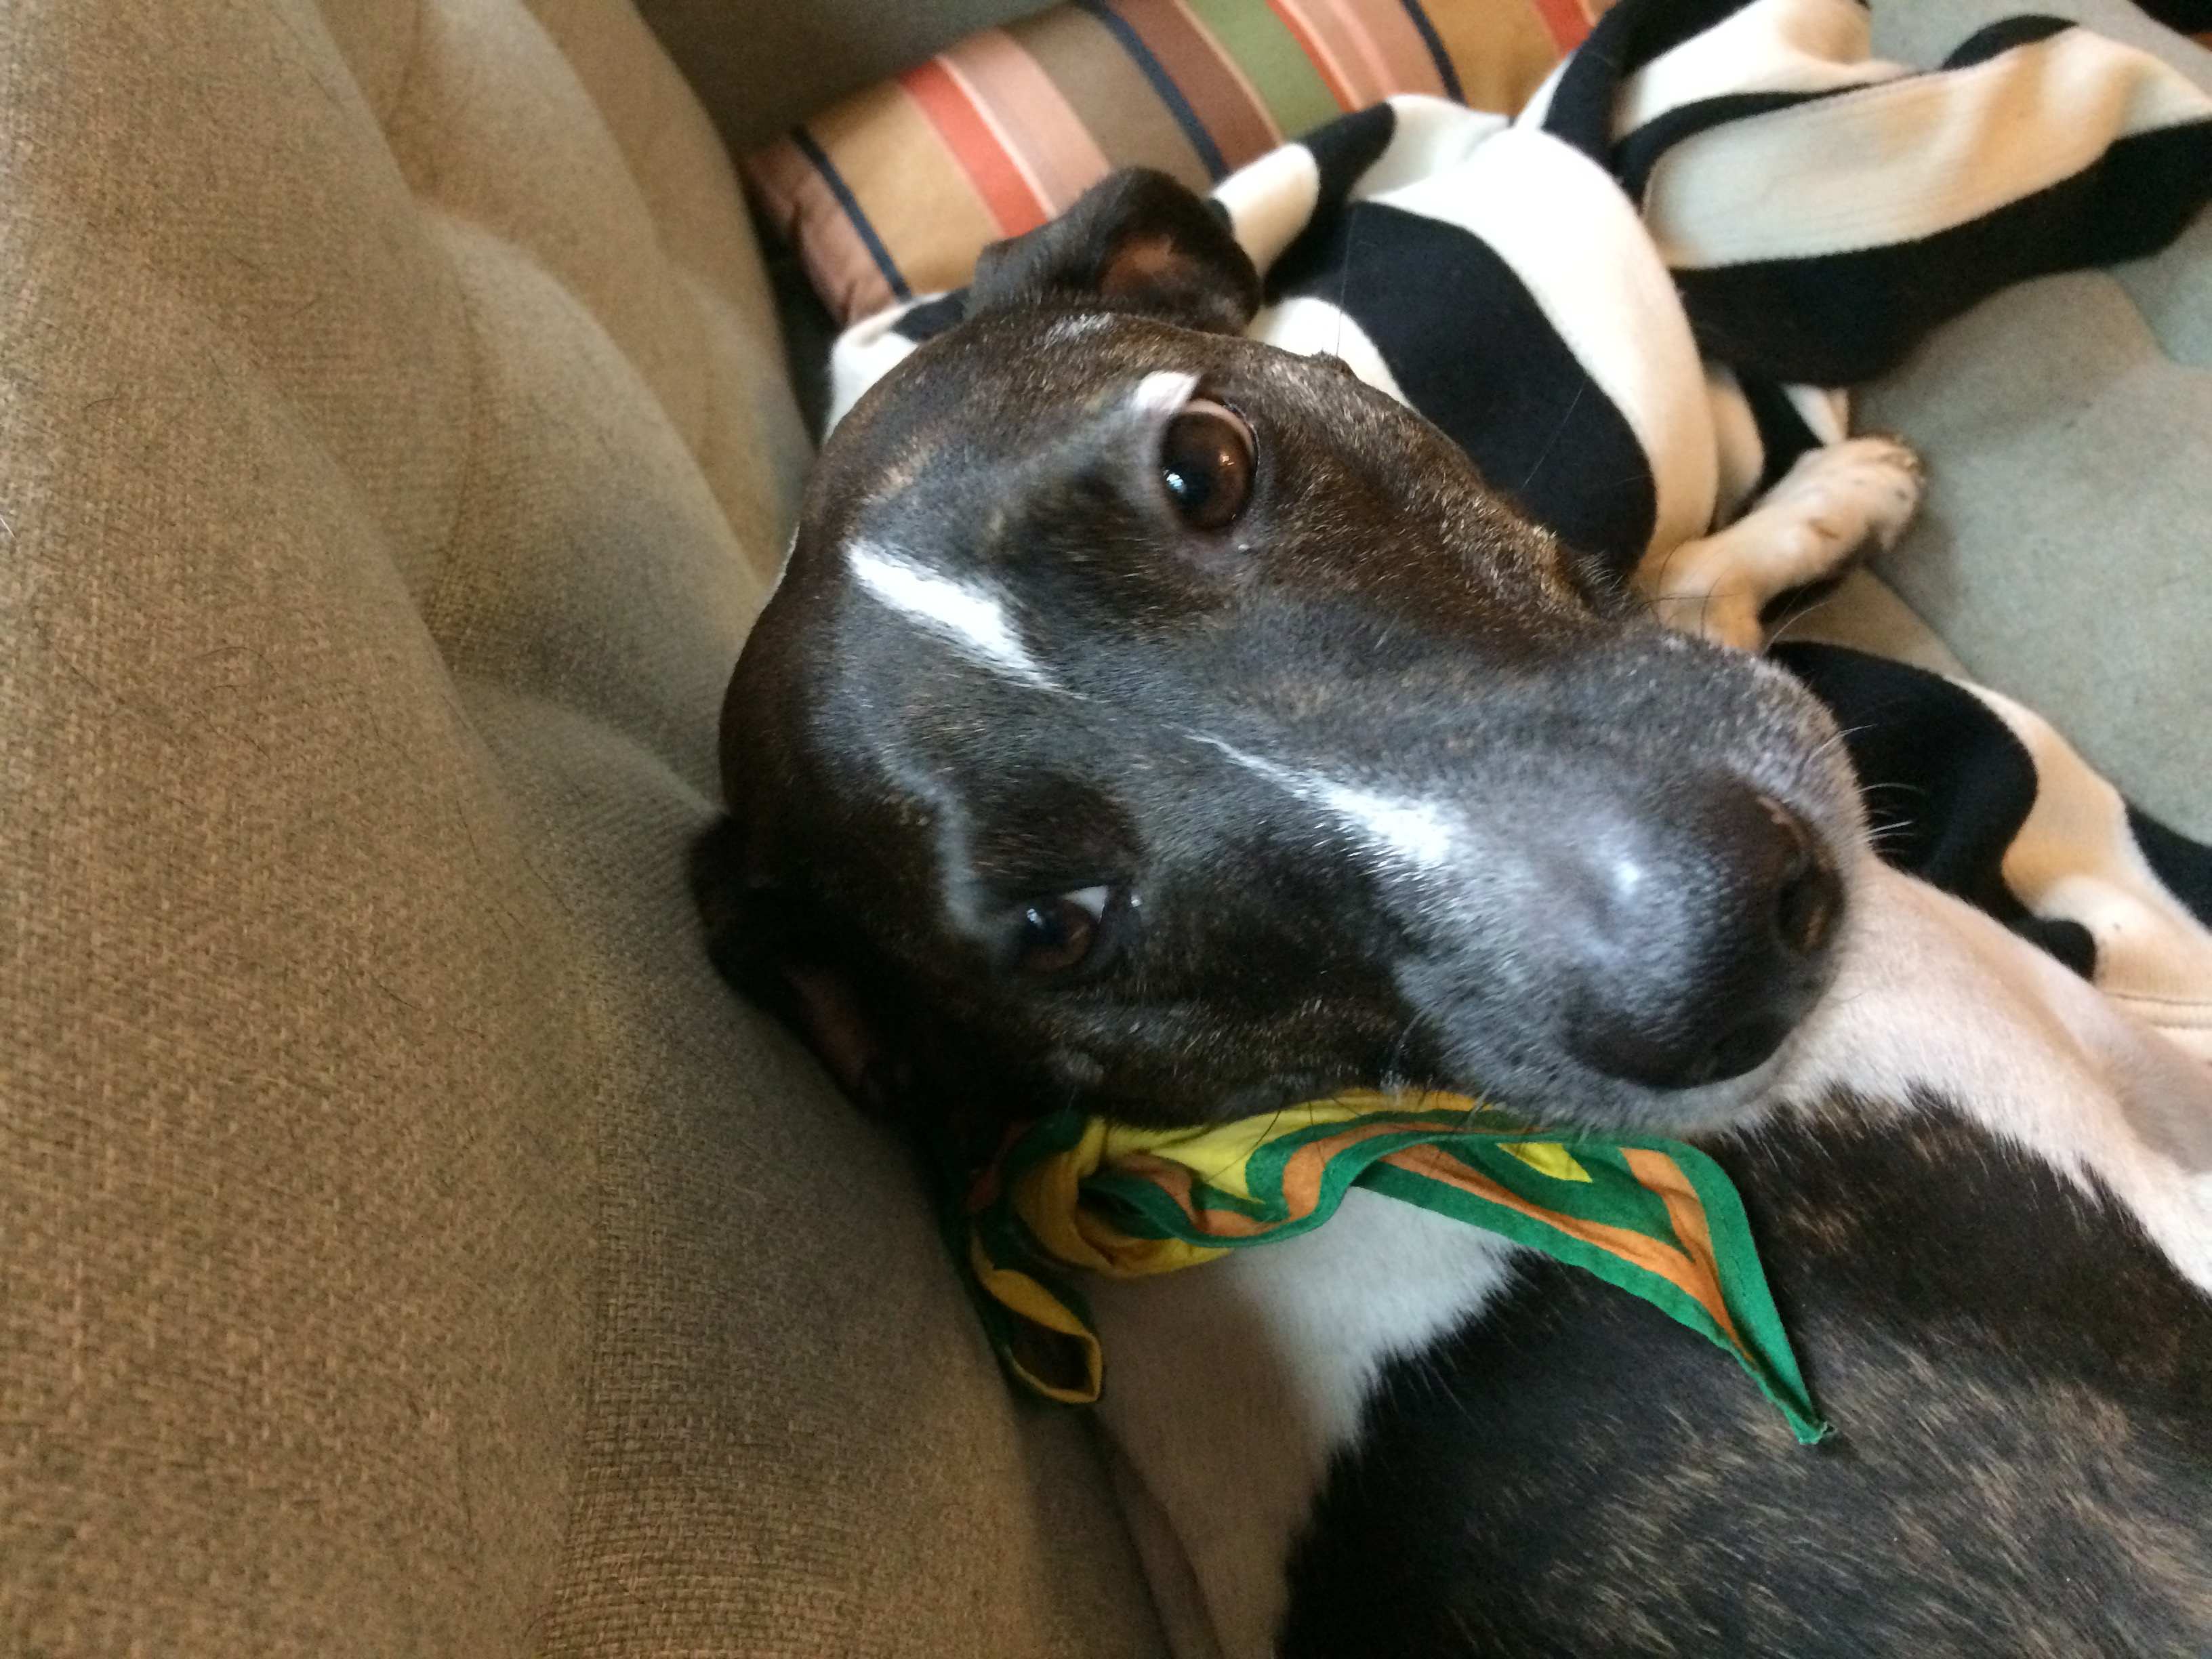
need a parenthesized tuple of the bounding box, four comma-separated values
(1196, 736, 1465, 872)
(1131, 369, 1200, 420)
(1311, 778, 1463, 869)
(846, 540, 1059, 690)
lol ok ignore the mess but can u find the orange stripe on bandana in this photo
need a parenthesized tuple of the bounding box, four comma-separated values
(949, 1092, 1829, 1443)
(1623, 1145, 1743, 1345)
(1384, 1139, 1743, 1346)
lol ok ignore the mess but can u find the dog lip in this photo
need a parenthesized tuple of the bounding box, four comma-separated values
(1660, 1006, 1799, 1090)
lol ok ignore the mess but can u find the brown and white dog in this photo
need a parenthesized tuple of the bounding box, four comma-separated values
(694, 173, 2212, 1655)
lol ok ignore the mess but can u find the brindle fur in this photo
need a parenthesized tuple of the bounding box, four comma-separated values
(695, 169, 2212, 1655)
(1283, 1105, 2212, 1656)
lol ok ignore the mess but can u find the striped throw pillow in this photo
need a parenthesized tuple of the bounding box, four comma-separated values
(746, 0, 1606, 324)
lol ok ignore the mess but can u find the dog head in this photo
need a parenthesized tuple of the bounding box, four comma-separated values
(697, 169, 1860, 1141)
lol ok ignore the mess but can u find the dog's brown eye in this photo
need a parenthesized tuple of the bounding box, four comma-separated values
(1016, 885, 1111, 976)
(1160, 398, 1253, 531)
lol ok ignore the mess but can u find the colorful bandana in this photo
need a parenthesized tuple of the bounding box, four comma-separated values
(950, 1090, 1828, 1444)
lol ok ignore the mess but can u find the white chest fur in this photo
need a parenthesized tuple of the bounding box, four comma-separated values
(1088, 1189, 1519, 1659)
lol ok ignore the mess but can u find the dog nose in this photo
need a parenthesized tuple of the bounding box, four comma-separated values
(1558, 786, 1841, 1091)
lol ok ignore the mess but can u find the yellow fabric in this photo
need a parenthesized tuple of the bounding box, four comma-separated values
(967, 1090, 1828, 1441)
(1011, 1114, 1237, 1277)
(1009, 1090, 1488, 1278)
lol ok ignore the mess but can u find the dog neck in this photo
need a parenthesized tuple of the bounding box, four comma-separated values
(1086, 855, 2212, 1659)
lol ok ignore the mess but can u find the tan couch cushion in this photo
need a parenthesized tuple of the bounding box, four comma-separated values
(0, 0, 1160, 1652)
(635, 0, 1054, 155)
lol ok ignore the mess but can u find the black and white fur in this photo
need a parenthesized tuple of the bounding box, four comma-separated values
(697, 190, 2212, 1652)
(697, 4, 2212, 1650)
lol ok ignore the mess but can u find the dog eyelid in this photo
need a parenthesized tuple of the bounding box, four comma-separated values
(1131, 369, 1201, 418)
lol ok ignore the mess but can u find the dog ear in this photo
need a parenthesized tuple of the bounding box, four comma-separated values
(690, 815, 912, 1118)
(968, 167, 1261, 334)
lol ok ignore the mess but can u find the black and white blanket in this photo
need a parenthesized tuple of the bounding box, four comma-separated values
(827, 0, 2212, 1068)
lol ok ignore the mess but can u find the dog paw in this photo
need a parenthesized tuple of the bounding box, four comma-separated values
(1637, 436, 1925, 651)
(1759, 435, 1925, 558)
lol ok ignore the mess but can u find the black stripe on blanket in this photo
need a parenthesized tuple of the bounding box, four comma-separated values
(1265, 103, 1401, 304)
(2129, 0, 2212, 30)
(1271, 202, 1657, 574)
(1942, 14, 2078, 67)
(1675, 120, 2212, 385)
(1607, 24, 2089, 225)
(1613, 89, 1856, 205)
(2131, 808, 2212, 933)
(1541, 0, 1779, 163)
(1771, 644, 2097, 976)
(894, 290, 968, 344)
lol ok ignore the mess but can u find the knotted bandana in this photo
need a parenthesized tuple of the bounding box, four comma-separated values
(950, 1090, 1828, 1444)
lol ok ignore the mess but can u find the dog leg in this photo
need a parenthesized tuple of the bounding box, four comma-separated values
(1638, 436, 1925, 650)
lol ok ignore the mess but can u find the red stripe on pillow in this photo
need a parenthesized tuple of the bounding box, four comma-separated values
(1530, 0, 1595, 52)
(941, 29, 1114, 211)
(900, 58, 1052, 235)
(1301, 0, 1450, 106)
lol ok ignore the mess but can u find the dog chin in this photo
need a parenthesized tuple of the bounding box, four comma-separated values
(1593, 1057, 1799, 1139)
(1148, 1054, 1797, 1143)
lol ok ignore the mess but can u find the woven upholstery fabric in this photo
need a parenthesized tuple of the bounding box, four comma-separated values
(0, 0, 1162, 1654)
(743, 0, 1602, 323)
(636, 0, 1053, 156)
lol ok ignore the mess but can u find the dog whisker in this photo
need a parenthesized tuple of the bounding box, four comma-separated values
(1517, 380, 1585, 495)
